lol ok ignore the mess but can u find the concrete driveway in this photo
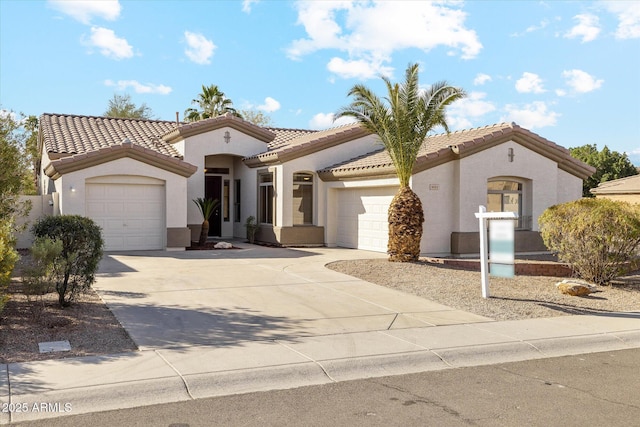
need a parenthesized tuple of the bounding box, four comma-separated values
(95, 243, 491, 350)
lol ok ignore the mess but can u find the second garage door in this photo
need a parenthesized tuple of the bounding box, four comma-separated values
(336, 186, 398, 252)
(86, 182, 165, 251)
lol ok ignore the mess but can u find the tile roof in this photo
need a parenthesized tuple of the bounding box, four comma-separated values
(40, 113, 182, 159)
(244, 122, 371, 166)
(266, 127, 319, 150)
(591, 174, 640, 194)
(318, 123, 596, 181)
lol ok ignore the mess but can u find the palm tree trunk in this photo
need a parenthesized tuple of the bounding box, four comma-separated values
(199, 220, 209, 246)
(387, 187, 424, 262)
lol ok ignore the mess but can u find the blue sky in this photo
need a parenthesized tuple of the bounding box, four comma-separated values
(1, 0, 639, 164)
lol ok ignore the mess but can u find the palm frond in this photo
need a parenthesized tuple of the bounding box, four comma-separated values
(336, 63, 465, 187)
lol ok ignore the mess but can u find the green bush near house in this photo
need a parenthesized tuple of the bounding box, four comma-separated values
(0, 221, 19, 314)
(539, 198, 640, 285)
(31, 215, 104, 308)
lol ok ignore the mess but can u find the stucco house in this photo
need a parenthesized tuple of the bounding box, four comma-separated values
(591, 174, 640, 204)
(36, 112, 594, 256)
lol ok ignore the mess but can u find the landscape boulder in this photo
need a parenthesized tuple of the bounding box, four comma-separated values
(555, 279, 597, 296)
(214, 241, 233, 249)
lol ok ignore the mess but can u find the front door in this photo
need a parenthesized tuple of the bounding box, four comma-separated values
(205, 175, 222, 236)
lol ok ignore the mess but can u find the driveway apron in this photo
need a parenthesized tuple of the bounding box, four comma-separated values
(95, 245, 491, 350)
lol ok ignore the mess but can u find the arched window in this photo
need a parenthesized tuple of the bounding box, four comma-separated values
(487, 179, 531, 229)
(293, 172, 313, 225)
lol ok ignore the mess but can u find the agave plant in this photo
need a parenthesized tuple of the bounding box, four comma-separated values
(193, 197, 220, 246)
(336, 63, 465, 262)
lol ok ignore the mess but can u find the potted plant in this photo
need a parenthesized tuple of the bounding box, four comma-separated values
(244, 216, 259, 244)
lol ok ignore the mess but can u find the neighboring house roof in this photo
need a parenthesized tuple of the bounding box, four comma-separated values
(40, 113, 182, 160)
(591, 174, 640, 195)
(318, 123, 596, 181)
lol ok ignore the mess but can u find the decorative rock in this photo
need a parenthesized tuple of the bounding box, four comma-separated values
(555, 279, 597, 296)
(214, 241, 233, 249)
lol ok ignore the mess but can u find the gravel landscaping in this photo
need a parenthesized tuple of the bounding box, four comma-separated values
(327, 258, 640, 321)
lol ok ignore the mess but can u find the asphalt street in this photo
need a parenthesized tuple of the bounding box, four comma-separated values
(12, 348, 640, 427)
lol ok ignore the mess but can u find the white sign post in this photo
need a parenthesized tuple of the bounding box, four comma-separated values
(474, 206, 517, 298)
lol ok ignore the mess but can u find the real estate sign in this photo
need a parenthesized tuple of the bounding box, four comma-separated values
(489, 219, 515, 278)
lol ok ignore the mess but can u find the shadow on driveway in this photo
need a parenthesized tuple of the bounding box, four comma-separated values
(104, 302, 305, 349)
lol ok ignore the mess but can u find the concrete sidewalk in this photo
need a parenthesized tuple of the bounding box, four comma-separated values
(2, 244, 639, 424)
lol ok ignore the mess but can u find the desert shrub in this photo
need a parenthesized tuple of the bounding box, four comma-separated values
(31, 215, 104, 307)
(21, 237, 62, 319)
(0, 221, 19, 314)
(539, 198, 640, 285)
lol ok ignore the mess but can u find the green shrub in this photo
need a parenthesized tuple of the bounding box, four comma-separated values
(539, 198, 640, 285)
(0, 221, 19, 314)
(22, 237, 62, 319)
(31, 215, 104, 307)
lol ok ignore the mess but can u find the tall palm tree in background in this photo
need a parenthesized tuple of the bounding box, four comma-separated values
(336, 63, 465, 262)
(184, 84, 241, 122)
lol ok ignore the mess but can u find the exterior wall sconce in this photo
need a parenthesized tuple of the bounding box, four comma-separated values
(70, 186, 76, 192)
(508, 147, 515, 162)
(224, 131, 231, 144)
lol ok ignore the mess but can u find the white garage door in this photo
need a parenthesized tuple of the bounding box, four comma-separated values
(336, 186, 398, 252)
(86, 183, 165, 251)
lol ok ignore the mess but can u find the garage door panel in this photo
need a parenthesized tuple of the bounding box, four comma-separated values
(336, 187, 397, 252)
(86, 183, 165, 251)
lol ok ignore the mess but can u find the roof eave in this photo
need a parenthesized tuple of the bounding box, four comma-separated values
(45, 143, 197, 179)
(318, 166, 397, 182)
(244, 125, 372, 168)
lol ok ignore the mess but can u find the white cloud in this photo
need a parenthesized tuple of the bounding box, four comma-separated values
(184, 31, 216, 65)
(257, 97, 281, 112)
(502, 101, 560, 129)
(287, 1, 481, 80)
(104, 79, 172, 95)
(555, 89, 567, 97)
(327, 57, 393, 80)
(515, 72, 546, 94)
(562, 69, 603, 93)
(473, 73, 492, 86)
(309, 112, 356, 130)
(83, 26, 133, 60)
(603, 1, 640, 39)
(48, 0, 121, 24)
(564, 14, 601, 42)
(448, 91, 496, 130)
(242, 0, 259, 13)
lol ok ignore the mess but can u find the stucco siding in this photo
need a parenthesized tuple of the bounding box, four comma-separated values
(413, 161, 457, 256)
(55, 157, 188, 230)
(457, 140, 559, 232)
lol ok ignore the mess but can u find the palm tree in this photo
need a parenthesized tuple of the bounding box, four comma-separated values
(336, 63, 465, 262)
(184, 84, 241, 122)
(193, 197, 220, 246)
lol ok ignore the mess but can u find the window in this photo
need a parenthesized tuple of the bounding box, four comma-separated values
(292, 173, 313, 225)
(487, 179, 530, 229)
(259, 172, 274, 224)
(234, 180, 241, 222)
(223, 180, 230, 222)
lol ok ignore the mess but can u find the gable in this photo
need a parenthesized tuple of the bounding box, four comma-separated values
(44, 141, 197, 179)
